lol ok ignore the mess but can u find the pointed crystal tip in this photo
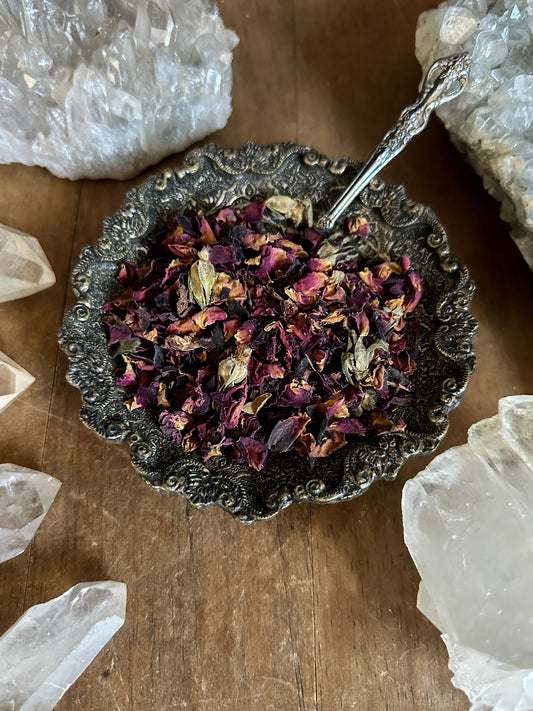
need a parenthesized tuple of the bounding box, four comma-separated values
(0, 463, 61, 564)
(0, 351, 35, 415)
(0, 224, 55, 303)
(0, 580, 127, 711)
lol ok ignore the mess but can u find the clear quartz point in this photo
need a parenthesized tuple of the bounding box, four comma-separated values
(402, 395, 533, 711)
(0, 350, 35, 414)
(0, 224, 55, 303)
(0, 581, 127, 711)
(0, 463, 61, 564)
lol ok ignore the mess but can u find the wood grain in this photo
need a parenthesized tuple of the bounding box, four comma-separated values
(1, 0, 532, 709)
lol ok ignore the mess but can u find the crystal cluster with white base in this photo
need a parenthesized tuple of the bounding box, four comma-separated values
(402, 395, 533, 711)
(0, 463, 61, 564)
(0, 0, 238, 180)
(415, 0, 533, 269)
(0, 581, 127, 711)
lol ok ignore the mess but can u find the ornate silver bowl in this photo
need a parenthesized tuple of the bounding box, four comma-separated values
(59, 142, 477, 521)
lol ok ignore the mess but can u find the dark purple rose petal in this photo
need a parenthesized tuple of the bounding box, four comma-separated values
(237, 437, 268, 471)
(107, 323, 135, 345)
(209, 244, 237, 265)
(240, 200, 266, 223)
(275, 381, 315, 408)
(134, 384, 158, 409)
(331, 418, 366, 435)
(266, 414, 310, 453)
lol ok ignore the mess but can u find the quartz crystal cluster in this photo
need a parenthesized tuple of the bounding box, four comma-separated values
(416, 0, 533, 269)
(0, 581, 127, 710)
(402, 395, 533, 711)
(0, 463, 61, 564)
(0, 0, 238, 180)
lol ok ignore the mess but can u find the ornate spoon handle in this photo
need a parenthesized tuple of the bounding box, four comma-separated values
(316, 52, 471, 230)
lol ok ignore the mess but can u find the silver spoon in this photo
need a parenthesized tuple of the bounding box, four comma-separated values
(316, 52, 471, 230)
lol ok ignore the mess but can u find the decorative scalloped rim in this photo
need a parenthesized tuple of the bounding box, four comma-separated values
(59, 142, 477, 521)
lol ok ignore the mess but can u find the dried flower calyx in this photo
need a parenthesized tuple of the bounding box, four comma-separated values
(102, 199, 423, 471)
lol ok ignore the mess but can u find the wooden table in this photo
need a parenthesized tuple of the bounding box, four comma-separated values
(1, 1, 532, 708)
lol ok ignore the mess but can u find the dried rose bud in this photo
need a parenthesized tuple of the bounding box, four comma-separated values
(218, 346, 252, 391)
(188, 246, 216, 308)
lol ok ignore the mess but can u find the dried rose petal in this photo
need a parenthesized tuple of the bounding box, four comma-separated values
(103, 201, 423, 471)
(242, 393, 272, 415)
(237, 437, 268, 470)
(267, 414, 311, 453)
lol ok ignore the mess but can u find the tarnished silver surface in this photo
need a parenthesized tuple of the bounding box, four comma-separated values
(59, 142, 477, 522)
(317, 52, 471, 229)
